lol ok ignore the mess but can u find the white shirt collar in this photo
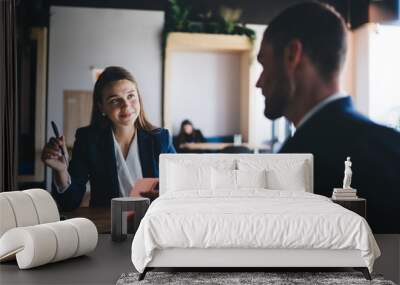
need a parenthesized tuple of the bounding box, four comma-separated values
(295, 92, 347, 131)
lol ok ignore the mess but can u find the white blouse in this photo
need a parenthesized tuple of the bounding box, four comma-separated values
(112, 131, 143, 197)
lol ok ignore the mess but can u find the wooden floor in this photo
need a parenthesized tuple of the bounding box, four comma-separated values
(373, 234, 400, 284)
(0, 235, 133, 285)
(1, 234, 398, 285)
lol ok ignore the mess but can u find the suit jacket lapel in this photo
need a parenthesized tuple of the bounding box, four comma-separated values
(137, 129, 155, 177)
(100, 126, 120, 197)
(278, 136, 294, 153)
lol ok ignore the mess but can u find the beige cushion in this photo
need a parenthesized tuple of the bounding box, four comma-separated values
(0, 189, 98, 269)
(0, 218, 98, 269)
(24, 188, 60, 223)
(0, 196, 17, 237)
(0, 191, 39, 228)
(0, 189, 59, 237)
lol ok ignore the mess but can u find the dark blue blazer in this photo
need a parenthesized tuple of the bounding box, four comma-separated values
(279, 97, 400, 233)
(52, 126, 176, 211)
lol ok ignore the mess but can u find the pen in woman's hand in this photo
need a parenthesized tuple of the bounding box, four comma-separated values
(51, 121, 68, 165)
(41, 135, 69, 172)
(56, 136, 68, 166)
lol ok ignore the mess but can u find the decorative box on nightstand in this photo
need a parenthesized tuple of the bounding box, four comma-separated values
(331, 198, 366, 218)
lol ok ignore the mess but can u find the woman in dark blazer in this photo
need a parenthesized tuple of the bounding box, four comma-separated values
(42, 66, 175, 211)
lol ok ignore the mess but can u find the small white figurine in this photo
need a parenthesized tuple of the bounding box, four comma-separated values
(342, 157, 353, 189)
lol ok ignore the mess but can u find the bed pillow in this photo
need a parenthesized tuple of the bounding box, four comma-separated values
(211, 169, 268, 190)
(167, 162, 212, 191)
(237, 159, 308, 192)
(266, 161, 307, 191)
(236, 169, 268, 189)
(211, 168, 236, 190)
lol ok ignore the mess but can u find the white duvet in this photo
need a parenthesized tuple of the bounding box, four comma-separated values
(131, 190, 380, 273)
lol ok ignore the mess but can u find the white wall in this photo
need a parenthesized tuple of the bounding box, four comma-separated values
(248, 24, 273, 145)
(47, 7, 164, 190)
(170, 51, 241, 137)
(369, 24, 400, 127)
(352, 24, 372, 115)
(248, 24, 288, 146)
(339, 30, 355, 98)
(351, 23, 400, 129)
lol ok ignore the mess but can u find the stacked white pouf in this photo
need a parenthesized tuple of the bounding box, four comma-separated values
(0, 189, 98, 269)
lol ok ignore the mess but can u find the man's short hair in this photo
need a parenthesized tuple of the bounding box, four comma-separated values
(264, 2, 347, 82)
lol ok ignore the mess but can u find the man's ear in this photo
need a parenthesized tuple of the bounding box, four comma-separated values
(284, 39, 303, 73)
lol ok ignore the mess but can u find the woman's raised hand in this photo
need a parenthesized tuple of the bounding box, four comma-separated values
(41, 136, 69, 172)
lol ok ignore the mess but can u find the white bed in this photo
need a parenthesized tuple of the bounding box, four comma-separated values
(131, 154, 380, 280)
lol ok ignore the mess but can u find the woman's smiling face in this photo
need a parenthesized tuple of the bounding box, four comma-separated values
(100, 79, 141, 128)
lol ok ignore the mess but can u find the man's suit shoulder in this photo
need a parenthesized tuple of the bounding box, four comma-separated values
(341, 110, 400, 141)
(320, 107, 400, 163)
(283, 100, 400, 153)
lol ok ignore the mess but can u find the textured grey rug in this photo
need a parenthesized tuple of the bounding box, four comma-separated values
(116, 271, 396, 285)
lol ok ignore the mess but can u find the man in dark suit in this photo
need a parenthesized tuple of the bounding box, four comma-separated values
(256, 2, 400, 233)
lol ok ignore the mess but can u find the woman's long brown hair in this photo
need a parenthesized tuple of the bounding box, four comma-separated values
(90, 66, 155, 131)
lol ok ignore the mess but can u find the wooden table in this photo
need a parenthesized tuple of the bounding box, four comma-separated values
(180, 142, 271, 152)
(61, 207, 111, 234)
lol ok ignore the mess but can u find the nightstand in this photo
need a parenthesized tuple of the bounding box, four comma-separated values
(331, 198, 366, 218)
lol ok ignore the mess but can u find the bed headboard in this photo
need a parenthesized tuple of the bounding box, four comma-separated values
(159, 154, 314, 195)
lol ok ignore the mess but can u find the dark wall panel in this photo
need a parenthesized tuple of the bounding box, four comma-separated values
(20, 0, 400, 29)
(22, 0, 358, 27)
